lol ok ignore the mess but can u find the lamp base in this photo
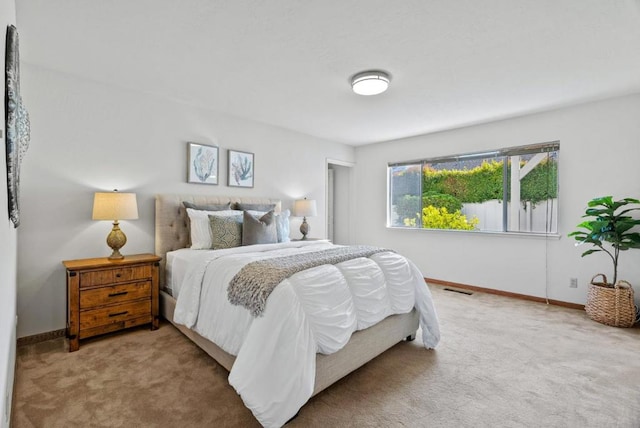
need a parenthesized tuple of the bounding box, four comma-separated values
(106, 221, 127, 260)
(108, 249, 124, 260)
(300, 217, 309, 240)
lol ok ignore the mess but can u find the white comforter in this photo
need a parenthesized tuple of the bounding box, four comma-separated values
(173, 241, 440, 427)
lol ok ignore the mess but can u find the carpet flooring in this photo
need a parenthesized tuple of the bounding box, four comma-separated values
(12, 285, 640, 427)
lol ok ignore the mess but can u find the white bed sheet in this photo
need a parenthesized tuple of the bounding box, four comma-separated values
(171, 241, 440, 427)
(165, 248, 201, 298)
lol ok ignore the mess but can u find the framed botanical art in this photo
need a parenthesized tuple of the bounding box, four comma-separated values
(187, 142, 219, 185)
(228, 149, 254, 188)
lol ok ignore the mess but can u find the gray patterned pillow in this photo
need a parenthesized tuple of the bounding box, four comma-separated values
(208, 214, 243, 249)
(242, 211, 277, 246)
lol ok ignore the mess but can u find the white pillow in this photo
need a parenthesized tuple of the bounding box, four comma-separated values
(276, 209, 291, 243)
(186, 208, 241, 249)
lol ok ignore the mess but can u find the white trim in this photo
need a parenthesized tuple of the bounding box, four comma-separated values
(387, 226, 561, 240)
(326, 158, 355, 168)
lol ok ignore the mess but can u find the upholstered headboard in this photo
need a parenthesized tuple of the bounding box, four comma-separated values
(155, 194, 282, 287)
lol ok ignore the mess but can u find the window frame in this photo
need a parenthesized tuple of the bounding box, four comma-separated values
(387, 141, 560, 236)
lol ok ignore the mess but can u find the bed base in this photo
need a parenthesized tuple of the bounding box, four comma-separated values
(160, 290, 419, 396)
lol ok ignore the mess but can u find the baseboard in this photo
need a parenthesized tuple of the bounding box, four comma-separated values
(9, 346, 16, 428)
(425, 277, 585, 310)
(3, 316, 17, 428)
(16, 329, 66, 347)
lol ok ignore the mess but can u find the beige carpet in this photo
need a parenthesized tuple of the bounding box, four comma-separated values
(12, 285, 640, 427)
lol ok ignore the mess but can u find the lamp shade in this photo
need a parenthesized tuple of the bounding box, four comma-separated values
(92, 191, 138, 221)
(351, 70, 390, 96)
(294, 198, 317, 217)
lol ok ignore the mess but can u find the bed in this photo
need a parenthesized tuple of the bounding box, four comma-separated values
(155, 194, 440, 427)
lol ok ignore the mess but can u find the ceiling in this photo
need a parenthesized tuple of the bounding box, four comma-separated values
(16, 0, 640, 146)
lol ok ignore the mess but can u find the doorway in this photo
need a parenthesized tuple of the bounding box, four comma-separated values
(326, 159, 354, 245)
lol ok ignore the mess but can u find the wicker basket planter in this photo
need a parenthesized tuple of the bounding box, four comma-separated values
(585, 274, 636, 328)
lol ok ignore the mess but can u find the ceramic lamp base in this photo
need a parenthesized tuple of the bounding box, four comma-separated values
(300, 217, 310, 240)
(106, 221, 127, 260)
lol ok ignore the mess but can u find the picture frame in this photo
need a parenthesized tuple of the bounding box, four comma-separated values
(187, 142, 219, 185)
(228, 149, 254, 188)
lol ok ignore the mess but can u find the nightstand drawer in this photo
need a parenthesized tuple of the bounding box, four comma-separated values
(79, 265, 152, 287)
(80, 281, 151, 309)
(79, 299, 151, 331)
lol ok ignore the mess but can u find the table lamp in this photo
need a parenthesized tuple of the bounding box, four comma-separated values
(293, 198, 317, 240)
(92, 190, 138, 260)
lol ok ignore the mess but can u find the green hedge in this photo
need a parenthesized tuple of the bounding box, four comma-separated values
(422, 158, 557, 205)
(519, 159, 558, 205)
(422, 191, 463, 212)
(395, 192, 463, 224)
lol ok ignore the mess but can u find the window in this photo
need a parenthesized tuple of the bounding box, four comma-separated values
(388, 142, 559, 234)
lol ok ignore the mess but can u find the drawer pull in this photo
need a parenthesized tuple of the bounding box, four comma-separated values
(116, 273, 122, 278)
(108, 311, 129, 318)
(108, 291, 129, 297)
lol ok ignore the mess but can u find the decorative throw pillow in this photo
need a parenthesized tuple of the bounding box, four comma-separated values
(275, 209, 291, 243)
(209, 214, 243, 249)
(234, 202, 277, 212)
(242, 211, 278, 246)
(183, 201, 231, 211)
(186, 208, 240, 249)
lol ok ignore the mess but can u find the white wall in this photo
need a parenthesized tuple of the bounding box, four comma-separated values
(354, 94, 640, 305)
(0, 2, 17, 426)
(17, 65, 354, 338)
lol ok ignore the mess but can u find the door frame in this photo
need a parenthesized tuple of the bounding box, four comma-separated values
(326, 158, 356, 244)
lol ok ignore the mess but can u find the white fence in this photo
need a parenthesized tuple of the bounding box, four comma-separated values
(461, 199, 558, 233)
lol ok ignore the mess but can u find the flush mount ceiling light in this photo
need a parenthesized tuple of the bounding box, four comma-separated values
(351, 70, 391, 96)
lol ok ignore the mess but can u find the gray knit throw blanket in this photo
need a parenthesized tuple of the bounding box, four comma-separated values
(228, 245, 391, 317)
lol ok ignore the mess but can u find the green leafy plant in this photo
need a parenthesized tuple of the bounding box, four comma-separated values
(422, 191, 463, 213)
(403, 206, 478, 230)
(396, 193, 465, 227)
(568, 196, 640, 286)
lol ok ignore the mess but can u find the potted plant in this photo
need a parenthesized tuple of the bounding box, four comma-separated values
(568, 196, 640, 327)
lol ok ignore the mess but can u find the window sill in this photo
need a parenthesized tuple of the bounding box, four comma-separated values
(387, 226, 562, 240)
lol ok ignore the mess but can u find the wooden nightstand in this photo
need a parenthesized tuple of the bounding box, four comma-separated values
(63, 253, 161, 352)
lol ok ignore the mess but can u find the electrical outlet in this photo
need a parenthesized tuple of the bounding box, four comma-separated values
(570, 278, 578, 288)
